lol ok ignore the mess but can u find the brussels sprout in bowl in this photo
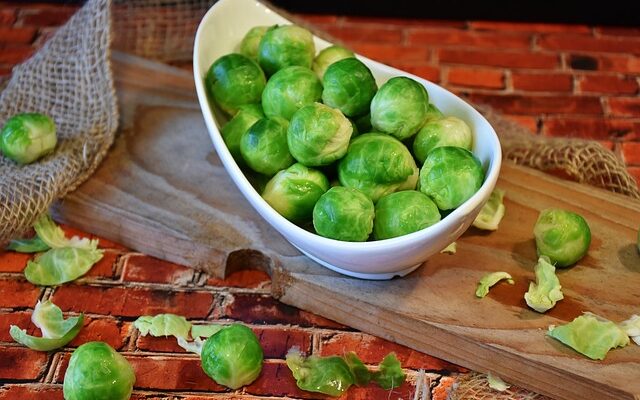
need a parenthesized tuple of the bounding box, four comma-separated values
(193, 0, 502, 279)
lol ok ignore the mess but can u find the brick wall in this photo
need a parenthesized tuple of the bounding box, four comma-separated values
(0, 3, 638, 183)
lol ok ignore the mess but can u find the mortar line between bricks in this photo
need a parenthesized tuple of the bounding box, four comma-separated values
(42, 352, 61, 384)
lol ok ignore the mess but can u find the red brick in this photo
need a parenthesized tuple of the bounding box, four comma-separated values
(323, 24, 403, 44)
(136, 334, 185, 353)
(122, 254, 194, 285)
(0, 346, 48, 380)
(0, 311, 32, 342)
(51, 285, 214, 318)
(0, 45, 34, 64)
(579, 75, 638, 94)
(594, 27, 640, 37)
(0, 9, 16, 25)
(342, 15, 466, 29)
(0, 27, 36, 44)
(0, 280, 41, 308)
(628, 166, 640, 186)
(446, 66, 504, 89)
(19, 6, 77, 27)
(350, 43, 431, 63)
(319, 332, 467, 372)
(0, 385, 63, 400)
(504, 114, 539, 133)
(206, 268, 271, 289)
(608, 97, 640, 117)
(438, 48, 558, 69)
(407, 28, 532, 49)
(60, 224, 129, 251)
(69, 317, 127, 350)
(225, 293, 345, 329)
(468, 93, 603, 115)
(542, 116, 638, 140)
(622, 142, 640, 165)
(597, 54, 640, 74)
(0, 250, 31, 273)
(82, 250, 119, 279)
(469, 21, 590, 34)
(512, 72, 573, 92)
(598, 140, 615, 151)
(296, 14, 339, 24)
(538, 33, 640, 55)
(388, 63, 440, 82)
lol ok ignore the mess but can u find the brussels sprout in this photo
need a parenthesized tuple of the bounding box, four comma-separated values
(178, 325, 224, 356)
(548, 314, 629, 360)
(239, 26, 273, 60)
(370, 77, 429, 140)
(201, 324, 263, 389)
(412, 116, 473, 164)
(619, 315, 640, 345)
(343, 352, 371, 386)
(425, 103, 444, 123)
(487, 372, 510, 392)
(287, 103, 352, 166)
(134, 314, 191, 339)
(286, 347, 355, 396)
(440, 242, 457, 254)
(34, 213, 98, 250)
(373, 191, 441, 240)
(524, 256, 564, 313)
(221, 104, 264, 162)
(258, 25, 315, 76)
(240, 117, 294, 176)
(262, 66, 322, 120)
(25, 247, 104, 286)
(372, 353, 405, 390)
(313, 186, 374, 241)
(10, 300, 83, 351)
(262, 163, 330, 222)
(353, 112, 372, 134)
(338, 133, 418, 203)
(312, 45, 355, 80)
(7, 236, 49, 253)
(63, 342, 136, 400)
(472, 188, 506, 231)
(475, 271, 514, 298)
(419, 146, 484, 210)
(322, 58, 377, 118)
(205, 53, 266, 115)
(534, 208, 591, 267)
(1, 113, 57, 164)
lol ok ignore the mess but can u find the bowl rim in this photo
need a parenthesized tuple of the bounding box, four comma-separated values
(193, 0, 503, 252)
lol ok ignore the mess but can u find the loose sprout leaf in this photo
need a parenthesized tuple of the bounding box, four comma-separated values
(487, 372, 510, 391)
(7, 236, 50, 253)
(524, 256, 564, 313)
(24, 247, 104, 286)
(178, 336, 206, 355)
(473, 189, 506, 231)
(475, 271, 514, 298)
(191, 324, 224, 339)
(440, 242, 457, 254)
(134, 314, 191, 339)
(10, 300, 83, 351)
(33, 214, 98, 250)
(286, 347, 355, 396)
(344, 351, 371, 386)
(548, 314, 629, 360)
(372, 353, 405, 390)
(619, 315, 640, 345)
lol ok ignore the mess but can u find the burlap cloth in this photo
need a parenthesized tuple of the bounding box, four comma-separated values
(0, 2, 637, 397)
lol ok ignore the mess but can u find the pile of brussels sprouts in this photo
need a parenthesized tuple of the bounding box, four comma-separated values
(207, 24, 484, 242)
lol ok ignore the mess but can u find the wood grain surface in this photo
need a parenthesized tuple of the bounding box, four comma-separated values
(53, 52, 640, 400)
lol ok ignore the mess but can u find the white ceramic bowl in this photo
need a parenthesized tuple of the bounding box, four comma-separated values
(193, 0, 502, 279)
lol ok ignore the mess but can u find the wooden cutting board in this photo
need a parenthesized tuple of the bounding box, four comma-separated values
(53, 52, 640, 400)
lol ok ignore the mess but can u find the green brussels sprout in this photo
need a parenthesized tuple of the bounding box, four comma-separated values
(240, 117, 293, 176)
(313, 186, 374, 242)
(338, 133, 419, 203)
(262, 163, 330, 222)
(348, 118, 359, 138)
(353, 112, 372, 134)
(287, 103, 352, 166)
(373, 190, 441, 240)
(258, 25, 315, 76)
(534, 208, 591, 267)
(425, 103, 444, 123)
(322, 58, 377, 117)
(239, 26, 273, 60)
(205, 53, 266, 115)
(63, 342, 135, 400)
(419, 146, 484, 210)
(312, 45, 355, 80)
(262, 66, 322, 120)
(370, 77, 429, 140)
(221, 104, 264, 162)
(1, 113, 57, 164)
(201, 324, 263, 389)
(412, 116, 473, 164)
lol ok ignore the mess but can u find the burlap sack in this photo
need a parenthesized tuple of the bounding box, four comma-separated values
(0, 0, 117, 244)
